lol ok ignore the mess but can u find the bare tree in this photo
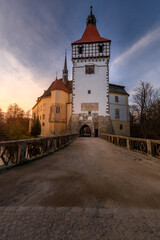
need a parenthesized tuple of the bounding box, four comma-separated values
(0, 108, 6, 141)
(131, 81, 160, 138)
(6, 103, 24, 119)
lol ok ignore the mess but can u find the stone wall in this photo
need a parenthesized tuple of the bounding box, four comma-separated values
(69, 114, 114, 135)
(81, 103, 99, 111)
(112, 120, 130, 136)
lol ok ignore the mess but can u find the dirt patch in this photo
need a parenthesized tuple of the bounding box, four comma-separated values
(41, 171, 160, 209)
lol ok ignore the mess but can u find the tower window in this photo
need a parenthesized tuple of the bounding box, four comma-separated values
(115, 109, 120, 119)
(99, 45, 103, 53)
(88, 90, 91, 94)
(120, 124, 123, 130)
(115, 96, 119, 102)
(43, 114, 45, 120)
(78, 46, 83, 54)
(85, 65, 94, 74)
(56, 106, 60, 114)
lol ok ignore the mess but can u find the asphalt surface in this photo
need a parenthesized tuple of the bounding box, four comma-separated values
(0, 137, 160, 239)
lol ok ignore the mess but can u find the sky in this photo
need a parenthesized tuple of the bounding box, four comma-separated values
(0, 0, 160, 112)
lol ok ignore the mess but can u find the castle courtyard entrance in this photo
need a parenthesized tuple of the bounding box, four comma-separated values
(80, 125, 91, 137)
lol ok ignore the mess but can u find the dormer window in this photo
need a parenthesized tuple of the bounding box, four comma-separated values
(99, 44, 103, 53)
(78, 46, 83, 54)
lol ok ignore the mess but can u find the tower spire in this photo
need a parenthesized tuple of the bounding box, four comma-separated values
(64, 50, 67, 71)
(90, 5, 93, 15)
(86, 5, 96, 26)
(62, 50, 68, 84)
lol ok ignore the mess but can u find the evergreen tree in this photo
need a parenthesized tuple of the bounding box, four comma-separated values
(31, 116, 41, 137)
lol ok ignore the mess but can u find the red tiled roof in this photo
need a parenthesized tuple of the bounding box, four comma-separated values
(72, 24, 111, 44)
(50, 78, 69, 93)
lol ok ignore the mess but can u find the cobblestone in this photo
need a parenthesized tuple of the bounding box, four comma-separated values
(1, 138, 160, 239)
(0, 207, 160, 240)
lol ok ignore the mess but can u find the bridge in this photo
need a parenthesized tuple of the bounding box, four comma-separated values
(0, 135, 160, 239)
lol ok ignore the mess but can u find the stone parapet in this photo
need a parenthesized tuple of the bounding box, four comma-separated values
(0, 133, 78, 168)
(99, 133, 160, 158)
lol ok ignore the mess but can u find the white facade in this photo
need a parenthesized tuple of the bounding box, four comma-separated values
(72, 58, 109, 116)
(109, 94, 129, 121)
(69, 7, 130, 136)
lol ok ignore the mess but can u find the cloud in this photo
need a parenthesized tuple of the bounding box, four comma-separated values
(111, 26, 160, 70)
(0, 0, 70, 83)
(0, 49, 45, 112)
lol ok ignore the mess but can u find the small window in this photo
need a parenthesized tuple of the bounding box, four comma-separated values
(42, 122, 45, 126)
(43, 114, 45, 120)
(115, 96, 119, 102)
(78, 46, 83, 54)
(120, 124, 123, 130)
(85, 65, 94, 74)
(40, 115, 41, 120)
(56, 106, 60, 114)
(88, 90, 91, 94)
(99, 45, 103, 53)
(88, 111, 91, 115)
(115, 109, 120, 119)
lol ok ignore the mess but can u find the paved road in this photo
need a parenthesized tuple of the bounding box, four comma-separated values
(0, 137, 160, 239)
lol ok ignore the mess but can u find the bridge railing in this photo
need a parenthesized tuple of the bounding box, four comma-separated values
(0, 133, 78, 168)
(99, 133, 160, 158)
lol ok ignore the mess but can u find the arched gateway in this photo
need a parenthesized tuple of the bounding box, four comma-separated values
(80, 125, 91, 137)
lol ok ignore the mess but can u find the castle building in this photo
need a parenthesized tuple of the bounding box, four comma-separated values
(32, 7, 130, 137)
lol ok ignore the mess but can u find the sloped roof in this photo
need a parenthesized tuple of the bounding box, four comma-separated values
(72, 24, 111, 44)
(109, 84, 129, 96)
(65, 80, 72, 93)
(50, 78, 69, 93)
(38, 78, 72, 101)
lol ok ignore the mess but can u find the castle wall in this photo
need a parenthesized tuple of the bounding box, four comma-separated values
(73, 58, 109, 116)
(109, 93, 130, 136)
(32, 97, 51, 137)
(111, 120, 130, 136)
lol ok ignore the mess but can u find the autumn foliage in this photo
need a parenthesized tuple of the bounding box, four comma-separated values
(0, 104, 30, 141)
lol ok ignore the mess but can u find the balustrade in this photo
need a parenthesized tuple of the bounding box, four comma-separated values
(99, 133, 160, 158)
(0, 133, 77, 168)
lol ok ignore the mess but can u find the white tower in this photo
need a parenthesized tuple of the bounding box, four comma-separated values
(71, 6, 113, 135)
